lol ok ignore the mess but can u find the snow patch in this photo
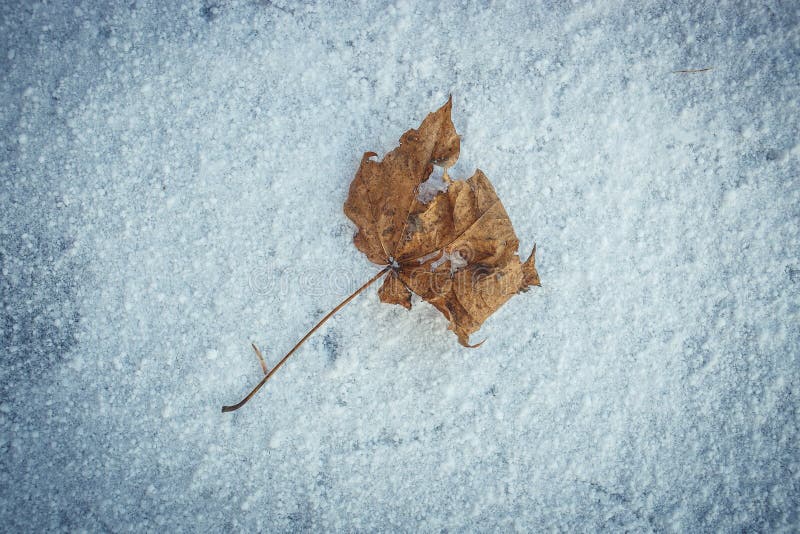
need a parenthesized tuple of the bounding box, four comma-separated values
(431, 249, 468, 274)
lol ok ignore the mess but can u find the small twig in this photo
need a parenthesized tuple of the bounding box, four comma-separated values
(252, 343, 268, 375)
(673, 67, 713, 74)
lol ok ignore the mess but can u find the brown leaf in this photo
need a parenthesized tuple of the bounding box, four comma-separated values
(344, 97, 540, 346)
(221, 97, 541, 413)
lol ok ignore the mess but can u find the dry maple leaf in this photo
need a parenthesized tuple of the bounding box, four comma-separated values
(222, 97, 540, 412)
(345, 97, 540, 346)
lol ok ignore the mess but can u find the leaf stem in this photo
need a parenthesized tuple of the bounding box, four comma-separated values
(221, 266, 391, 412)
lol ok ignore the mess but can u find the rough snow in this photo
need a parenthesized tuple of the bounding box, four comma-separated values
(1, 0, 799, 531)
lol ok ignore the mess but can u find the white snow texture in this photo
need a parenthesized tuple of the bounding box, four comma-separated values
(2, 0, 799, 531)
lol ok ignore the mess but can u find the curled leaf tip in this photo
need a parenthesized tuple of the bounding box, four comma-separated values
(463, 337, 487, 349)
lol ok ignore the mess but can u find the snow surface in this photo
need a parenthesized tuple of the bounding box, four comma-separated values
(2, 0, 799, 531)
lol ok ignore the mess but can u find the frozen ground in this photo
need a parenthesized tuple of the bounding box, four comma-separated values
(1, 0, 799, 531)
